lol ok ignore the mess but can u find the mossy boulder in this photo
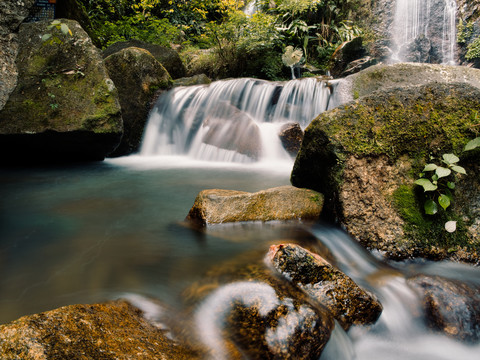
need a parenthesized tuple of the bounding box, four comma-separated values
(104, 47, 172, 157)
(0, 300, 201, 359)
(291, 81, 480, 263)
(186, 185, 324, 226)
(0, 19, 123, 163)
(103, 40, 186, 79)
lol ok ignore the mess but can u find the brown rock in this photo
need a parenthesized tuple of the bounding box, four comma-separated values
(0, 300, 201, 359)
(186, 185, 324, 226)
(278, 122, 304, 156)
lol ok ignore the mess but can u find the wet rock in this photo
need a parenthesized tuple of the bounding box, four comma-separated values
(186, 185, 324, 226)
(185, 250, 334, 359)
(0, 300, 201, 359)
(341, 56, 378, 77)
(408, 275, 480, 342)
(0, 19, 123, 164)
(103, 40, 186, 79)
(104, 47, 172, 156)
(173, 74, 212, 87)
(202, 105, 262, 160)
(278, 122, 303, 157)
(330, 37, 368, 78)
(291, 80, 480, 262)
(267, 243, 382, 330)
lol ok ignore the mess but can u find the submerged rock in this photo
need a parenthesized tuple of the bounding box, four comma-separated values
(0, 300, 201, 359)
(291, 80, 480, 262)
(278, 122, 304, 157)
(104, 47, 172, 156)
(267, 243, 382, 330)
(408, 275, 480, 342)
(0, 19, 123, 163)
(186, 185, 323, 226)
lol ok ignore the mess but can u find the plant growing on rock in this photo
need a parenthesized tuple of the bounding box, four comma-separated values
(41, 20, 73, 45)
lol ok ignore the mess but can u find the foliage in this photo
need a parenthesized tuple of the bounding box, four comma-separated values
(466, 37, 480, 61)
(41, 20, 73, 45)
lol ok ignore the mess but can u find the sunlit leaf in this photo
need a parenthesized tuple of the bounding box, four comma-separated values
(424, 200, 438, 215)
(442, 153, 459, 165)
(435, 166, 451, 178)
(60, 23, 70, 35)
(450, 165, 466, 175)
(447, 181, 455, 189)
(445, 221, 457, 233)
(423, 163, 437, 171)
(438, 194, 451, 210)
(415, 178, 437, 192)
(464, 137, 480, 151)
(41, 34, 52, 42)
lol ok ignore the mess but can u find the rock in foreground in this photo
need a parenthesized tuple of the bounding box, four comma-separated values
(186, 185, 323, 226)
(0, 300, 200, 359)
(0, 19, 123, 164)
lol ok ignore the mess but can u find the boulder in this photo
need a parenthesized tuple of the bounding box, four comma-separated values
(0, 19, 123, 163)
(173, 74, 212, 87)
(185, 249, 334, 359)
(267, 243, 383, 330)
(55, 0, 100, 47)
(330, 37, 368, 78)
(0, 300, 201, 359)
(278, 122, 303, 157)
(186, 185, 324, 226)
(104, 47, 172, 157)
(0, 0, 36, 109)
(103, 40, 186, 79)
(291, 81, 480, 262)
(407, 275, 480, 342)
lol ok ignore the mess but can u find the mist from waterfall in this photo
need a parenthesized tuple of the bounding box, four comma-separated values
(141, 78, 340, 164)
(391, 0, 457, 65)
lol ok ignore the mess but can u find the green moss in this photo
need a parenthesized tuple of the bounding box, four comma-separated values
(393, 185, 475, 256)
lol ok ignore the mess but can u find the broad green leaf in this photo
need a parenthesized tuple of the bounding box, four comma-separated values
(51, 20, 61, 25)
(438, 194, 451, 210)
(60, 23, 70, 35)
(435, 166, 451, 178)
(424, 199, 438, 215)
(447, 181, 455, 190)
(464, 137, 480, 151)
(450, 165, 466, 174)
(442, 153, 459, 164)
(41, 34, 52, 42)
(415, 178, 437, 192)
(423, 163, 437, 171)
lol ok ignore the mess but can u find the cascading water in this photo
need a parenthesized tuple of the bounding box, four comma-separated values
(141, 77, 337, 163)
(391, 0, 457, 64)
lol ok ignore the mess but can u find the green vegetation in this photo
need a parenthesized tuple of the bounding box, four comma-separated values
(457, 19, 480, 61)
(78, 0, 364, 79)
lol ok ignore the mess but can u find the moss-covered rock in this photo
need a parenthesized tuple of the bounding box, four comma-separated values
(0, 19, 123, 163)
(291, 81, 480, 263)
(186, 185, 324, 226)
(0, 300, 201, 359)
(103, 40, 186, 79)
(104, 47, 172, 157)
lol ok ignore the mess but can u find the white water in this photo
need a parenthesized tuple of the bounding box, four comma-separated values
(391, 0, 457, 64)
(141, 77, 337, 164)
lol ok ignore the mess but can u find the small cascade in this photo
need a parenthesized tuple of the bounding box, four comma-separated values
(243, 1, 258, 16)
(391, 0, 457, 64)
(141, 77, 337, 163)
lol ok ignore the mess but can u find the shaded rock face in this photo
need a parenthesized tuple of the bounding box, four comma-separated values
(279, 122, 303, 157)
(0, 0, 35, 110)
(0, 19, 123, 163)
(186, 185, 324, 226)
(408, 275, 480, 342)
(0, 300, 201, 359)
(103, 40, 186, 79)
(186, 249, 335, 359)
(330, 37, 368, 78)
(104, 47, 172, 157)
(291, 79, 480, 262)
(267, 244, 382, 330)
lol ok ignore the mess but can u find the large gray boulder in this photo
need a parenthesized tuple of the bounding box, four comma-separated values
(0, 19, 123, 163)
(291, 79, 480, 263)
(104, 47, 172, 157)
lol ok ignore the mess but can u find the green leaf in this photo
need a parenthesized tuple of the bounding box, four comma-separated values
(60, 23, 70, 35)
(415, 178, 438, 192)
(424, 199, 438, 215)
(450, 165, 466, 175)
(438, 194, 451, 210)
(51, 20, 61, 25)
(435, 166, 451, 178)
(442, 153, 459, 164)
(423, 163, 438, 171)
(464, 137, 480, 151)
(447, 181, 455, 189)
(41, 34, 52, 42)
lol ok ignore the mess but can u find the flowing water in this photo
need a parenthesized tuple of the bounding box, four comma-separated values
(391, 0, 457, 64)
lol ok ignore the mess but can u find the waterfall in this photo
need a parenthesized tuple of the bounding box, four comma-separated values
(391, 0, 457, 64)
(140, 77, 338, 163)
